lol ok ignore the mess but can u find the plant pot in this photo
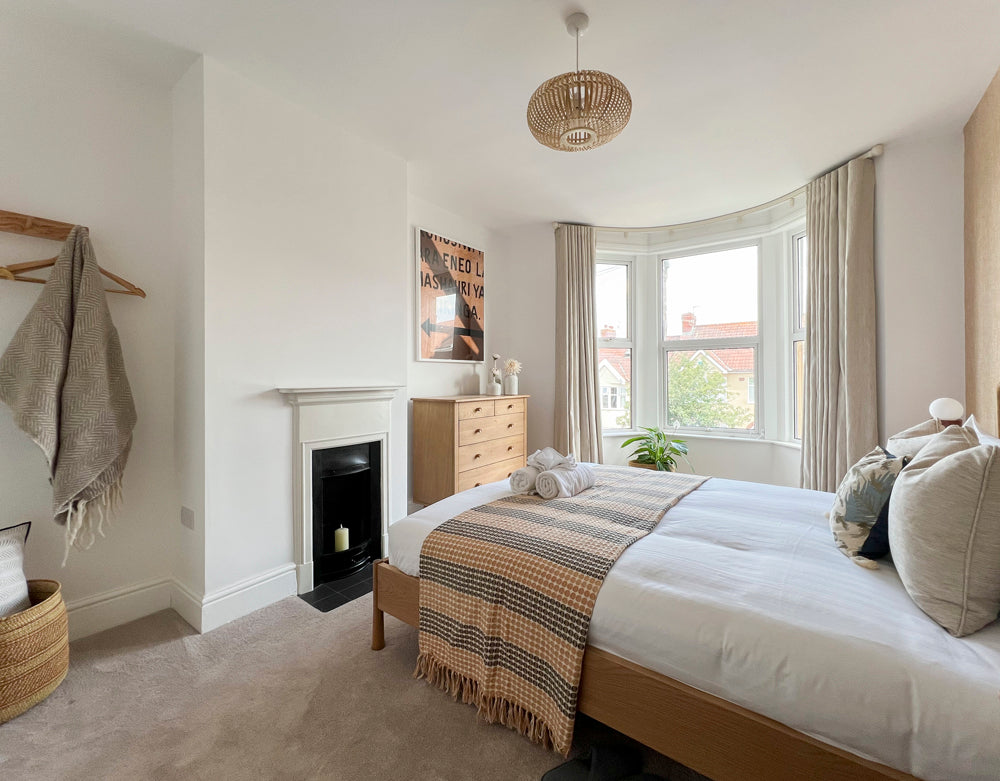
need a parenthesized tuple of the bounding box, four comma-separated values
(628, 460, 671, 471)
(503, 375, 518, 395)
(486, 382, 502, 396)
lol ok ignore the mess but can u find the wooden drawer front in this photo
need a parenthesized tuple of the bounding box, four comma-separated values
(457, 455, 526, 492)
(494, 397, 525, 416)
(458, 435, 524, 473)
(457, 400, 494, 421)
(459, 413, 524, 445)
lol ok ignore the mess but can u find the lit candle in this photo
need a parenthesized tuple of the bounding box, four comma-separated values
(334, 525, 349, 553)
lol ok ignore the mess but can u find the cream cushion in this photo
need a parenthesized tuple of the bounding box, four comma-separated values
(0, 523, 31, 617)
(889, 426, 1000, 636)
(965, 414, 1000, 447)
(886, 418, 942, 460)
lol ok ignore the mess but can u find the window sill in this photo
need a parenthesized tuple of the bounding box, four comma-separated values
(603, 430, 801, 449)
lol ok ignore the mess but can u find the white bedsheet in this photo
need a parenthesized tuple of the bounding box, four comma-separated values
(389, 474, 1000, 781)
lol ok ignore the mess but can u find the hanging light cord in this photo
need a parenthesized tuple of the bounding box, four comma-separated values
(575, 26, 580, 72)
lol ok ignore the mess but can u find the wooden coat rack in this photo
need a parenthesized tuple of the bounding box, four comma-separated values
(0, 209, 146, 298)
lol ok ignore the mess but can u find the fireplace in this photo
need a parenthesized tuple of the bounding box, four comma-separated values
(278, 385, 400, 594)
(312, 441, 382, 583)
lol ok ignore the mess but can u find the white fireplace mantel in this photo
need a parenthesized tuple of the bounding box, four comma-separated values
(278, 385, 402, 594)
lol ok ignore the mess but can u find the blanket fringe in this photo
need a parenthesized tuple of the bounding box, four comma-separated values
(414, 652, 568, 756)
(62, 478, 124, 566)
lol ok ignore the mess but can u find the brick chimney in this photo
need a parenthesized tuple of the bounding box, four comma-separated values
(681, 312, 696, 334)
(600, 324, 616, 338)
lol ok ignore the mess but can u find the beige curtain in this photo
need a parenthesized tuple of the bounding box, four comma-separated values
(801, 157, 878, 491)
(554, 224, 603, 463)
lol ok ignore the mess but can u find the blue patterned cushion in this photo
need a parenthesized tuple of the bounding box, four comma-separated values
(0, 522, 31, 617)
(829, 448, 904, 568)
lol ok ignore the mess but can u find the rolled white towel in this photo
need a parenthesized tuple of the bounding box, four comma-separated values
(509, 465, 541, 494)
(527, 447, 577, 472)
(535, 463, 596, 500)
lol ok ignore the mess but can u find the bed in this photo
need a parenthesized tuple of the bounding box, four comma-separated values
(371, 473, 1000, 781)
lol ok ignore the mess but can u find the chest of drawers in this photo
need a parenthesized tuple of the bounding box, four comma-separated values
(411, 395, 529, 506)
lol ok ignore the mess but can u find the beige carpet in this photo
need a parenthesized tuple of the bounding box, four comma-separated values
(0, 595, 705, 780)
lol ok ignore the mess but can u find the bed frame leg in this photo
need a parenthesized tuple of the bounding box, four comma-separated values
(371, 558, 386, 651)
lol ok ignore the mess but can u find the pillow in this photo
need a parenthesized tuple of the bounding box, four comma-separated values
(965, 414, 1000, 447)
(0, 522, 31, 618)
(886, 418, 943, 460)
(890, 425, 1000, 636)
(858, 494, 891, 561)
(829, 447, 905, 569)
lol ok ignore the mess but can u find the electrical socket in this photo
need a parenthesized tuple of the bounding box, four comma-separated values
(180, 506, 195, 530)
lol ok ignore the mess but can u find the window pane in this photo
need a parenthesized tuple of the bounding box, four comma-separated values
(794, 339, 804, 439)
(666, 349, 756, 430)
(596, 263, 629, 340)
(598, 347, 631, 430)
(796, 234, 808, 331)
(662, 247, 758, 340)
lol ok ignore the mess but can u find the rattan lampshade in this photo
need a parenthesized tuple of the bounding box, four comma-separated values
(527, 69, 632, 152)
(526, 13, 632, 152)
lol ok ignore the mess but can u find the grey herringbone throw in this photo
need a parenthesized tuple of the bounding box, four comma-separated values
(0, 226, 136, 562)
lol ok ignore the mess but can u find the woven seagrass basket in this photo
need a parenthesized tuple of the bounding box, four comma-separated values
(0, 579, 69, 724)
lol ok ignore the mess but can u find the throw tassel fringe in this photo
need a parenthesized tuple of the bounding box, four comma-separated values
(62, 478, 124, 566)
(414, 653, 568, 756)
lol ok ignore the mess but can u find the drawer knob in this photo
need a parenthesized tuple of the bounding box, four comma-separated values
(507, 446, 513, 452)
(507, 472, 512, 478)
(475, 428, 482, 435)
(507, 404, 514, 409)
(475, 482, 482, 487)
(507, 423, 513, 429)
(474, 453, 481, 460)
(474, 407, 482, 412)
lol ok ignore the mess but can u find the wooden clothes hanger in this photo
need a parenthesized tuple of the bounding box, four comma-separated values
(0, 209, 146, 298)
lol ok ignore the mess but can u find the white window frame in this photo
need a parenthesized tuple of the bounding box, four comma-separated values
(595, 255, 636, 432)
(790, 231, 807, 440)
(659, 239, 763, 438)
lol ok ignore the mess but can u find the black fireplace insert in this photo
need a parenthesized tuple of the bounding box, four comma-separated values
(312, 441, 382, 583)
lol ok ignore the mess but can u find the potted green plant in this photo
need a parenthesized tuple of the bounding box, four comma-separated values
(621, 427, 691, 472)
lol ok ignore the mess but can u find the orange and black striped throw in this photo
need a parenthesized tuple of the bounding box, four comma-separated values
(414, 465, 707, 755)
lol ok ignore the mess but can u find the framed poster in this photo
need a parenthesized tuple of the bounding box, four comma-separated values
(416, 228, 485, 362)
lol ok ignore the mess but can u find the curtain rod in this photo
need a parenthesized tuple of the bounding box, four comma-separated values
(555, 143, 883, 235)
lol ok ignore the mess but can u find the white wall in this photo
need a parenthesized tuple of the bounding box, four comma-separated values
(198, 60, 409, 621)
(0, 16, 188, 638)
(491, 223, 557, 456)
(171, 59, 207, 611)
(875, 132, 966, 441)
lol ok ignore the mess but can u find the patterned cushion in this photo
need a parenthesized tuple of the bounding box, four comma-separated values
(829, 447, 905, 568)
(887, 419, 943, 460)
(0, 522, 31, 617)
(890, 425, 1000, 637)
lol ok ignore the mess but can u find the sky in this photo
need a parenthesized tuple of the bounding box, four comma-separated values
(596, 245, 759, 339)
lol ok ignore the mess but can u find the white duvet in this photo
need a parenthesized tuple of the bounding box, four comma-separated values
(389, 475, 1000, 781)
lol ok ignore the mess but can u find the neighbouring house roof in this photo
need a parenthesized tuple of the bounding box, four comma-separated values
(673, 320, 758, 339)
(598, 347, 631, 386)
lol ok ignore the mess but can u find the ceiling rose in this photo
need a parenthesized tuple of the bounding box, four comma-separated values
(526, 12, 632, 152)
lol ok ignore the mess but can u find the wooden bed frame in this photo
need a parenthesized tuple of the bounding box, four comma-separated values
(371, 558, 918, 781)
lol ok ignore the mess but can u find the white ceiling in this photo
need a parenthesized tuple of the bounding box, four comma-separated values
(12, 0, 1000, 229)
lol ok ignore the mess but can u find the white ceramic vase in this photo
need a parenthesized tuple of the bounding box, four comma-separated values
(486, 381, 502, 396)
(503, 375, 518, 395)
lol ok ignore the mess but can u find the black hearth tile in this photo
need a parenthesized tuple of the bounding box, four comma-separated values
(337, 566, 374, 589)
(308, 582, 342, 598)
(311, 592, 350, 613)
(337, 581, 374, 602)
(298, 588, 330, 606)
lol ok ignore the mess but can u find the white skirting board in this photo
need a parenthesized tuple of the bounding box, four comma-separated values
(64, 564, 298, 640)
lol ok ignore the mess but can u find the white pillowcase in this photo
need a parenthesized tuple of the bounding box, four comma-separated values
(0, 522, 31, 617)
(964, 414, 1000, 447)
(886, 418, 943, 459)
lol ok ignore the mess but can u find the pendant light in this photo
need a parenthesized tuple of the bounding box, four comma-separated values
(526, 12, 632, 152)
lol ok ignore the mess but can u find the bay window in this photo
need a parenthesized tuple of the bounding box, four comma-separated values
(595, 199, 805, 443)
